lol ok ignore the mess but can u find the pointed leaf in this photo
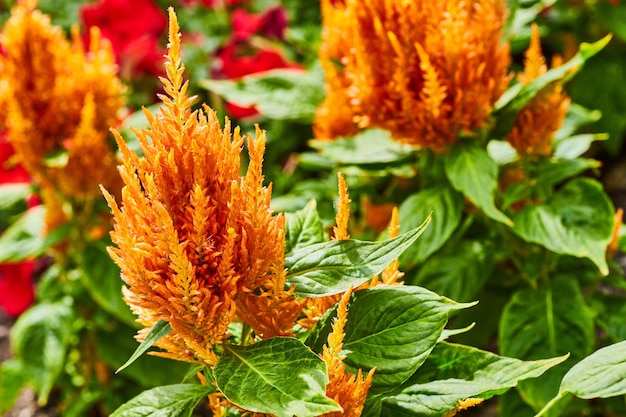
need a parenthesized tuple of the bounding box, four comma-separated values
(0, 359, 26, 414)
(444, 143, 512, 225)
(399, 187, 464, 266)
(110, 384, 214, 417)
(0, 183, 31, 210)
(308, 286, 475, 392)
(0, 206, 70, 262)
(382, 342, 567, 416)
(286, 218, 430, 297)
(499, 275, 595, 409)
(116, 320, 172, 374)
(512, 178, 614, 274)
(309, 129, 416, 166)
(198, 67, 325, 122)
(285, 200, 325, 255)
(214, 337, 340, 417)
(10, 302, 75, 405)
(559, 340, 626, 399)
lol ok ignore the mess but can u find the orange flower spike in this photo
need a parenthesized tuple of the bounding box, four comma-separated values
(321, 287, 374, 417)
(380, 207, 404, 286)
(333, 172, 351, 240)
(506, 24, 570, 156)
(104, 8, 296, 363)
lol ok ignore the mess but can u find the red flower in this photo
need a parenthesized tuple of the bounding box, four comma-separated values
(181, 0, 246, 7)
(0, 132, 29, 184)
(80, 0, 167, 77)
(231, 6, 288, 41)
(0, 262, 35, 318)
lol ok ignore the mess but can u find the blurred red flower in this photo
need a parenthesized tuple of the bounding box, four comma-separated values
(0, 262, 35, 318)
(0, 133, 36, 318)
(181, 0, 246, 7)
(80, 0, 167, 77)
(215, 6, 299, 119)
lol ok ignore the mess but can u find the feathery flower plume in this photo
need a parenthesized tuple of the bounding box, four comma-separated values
(505, 24, 570, 156)
(321, 288, 374, 417)
(314, 0, 511, 150)
(103, 8, 299, 365)
(0, 0, 124, 230)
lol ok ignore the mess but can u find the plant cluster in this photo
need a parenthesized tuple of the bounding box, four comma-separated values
(0, 0, 626, 417)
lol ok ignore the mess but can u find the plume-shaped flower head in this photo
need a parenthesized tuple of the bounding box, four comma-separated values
(0, 0, 124, 230)
(103, 8, 299, 365)
(314, 0, 512, 151)
(505, 24, 570, 156)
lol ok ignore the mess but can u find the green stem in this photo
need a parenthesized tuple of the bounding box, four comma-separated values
(534, 391, 571, 417)
(241, 323, 253, 346)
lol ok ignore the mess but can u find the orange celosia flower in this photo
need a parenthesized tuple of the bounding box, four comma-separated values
(0, 0, 124, 230)
(505, 24, 570, 156)
(103, 8, 300, 365)
(321, 288, 374, 417)
(314, 0, 511, 150)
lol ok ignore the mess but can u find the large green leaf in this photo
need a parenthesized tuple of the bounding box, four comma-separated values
(499, 275, 595, 410)
(10, 302, 75, 405)
(110, 384, 214, 417)
(80, 243, 136, 326)
(214, 337, 340, 417)
(512, 178, 614, 274)
(559, 340, 626, 399)
(309, 129, 416, 167)
(0, 183, 31, 211)
(398, 187, 464, 266)
(381, 342, 567, 417)
(492, 35, 611, 138)
(408, 239, 493, 303)
(444, 143, 512, 225)
(309, 286, 474, 392)
(198, 67, 325, 122)
(0, 206, 70, 262)
(0, 359, 26, 414)
(285, 218, 430, 297)
(284, 200, 325, 255)
(116, 320, 172, 374)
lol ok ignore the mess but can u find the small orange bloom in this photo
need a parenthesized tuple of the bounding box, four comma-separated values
(103, 8, 299, 365)
(321, 288, 374, 417)
(314, 0, 511, 150)
(505, 24, 570, 156)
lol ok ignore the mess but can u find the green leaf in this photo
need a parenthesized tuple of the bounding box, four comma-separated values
(534, 158, 600, 190)
(285, 218, 431, 297)
(398, 187, 464, 266)
(381, 342, 567, 417)
(309, 286, 475, 392)
(80, 243, 136, 326)
(309, 129, 416, 167)
(487, 140, 518, 165)
(10, 302, 75, 405)
(0, 183, 31, 211)
(43, 148, 69, 168)
(492, 35, 611, 137)
(512, 178, 614, 274)
(559, 340, 626, 399)
(409, 239, 493, 303)
(198, 67, 325, 122)
(444, 143, 512, 225)
(0, 206, 70, 262)
(110, 384, 214, 417)
(0, 359, 26, 414)
(214, 337, 340, 417)
(284, 200, 325, 255)
(96, 323, 189, 388)
(116, 320, 172, 374)
(499, 275, 595, 410)
(553, 134, 608, 160)
(553, 103, 602, 142)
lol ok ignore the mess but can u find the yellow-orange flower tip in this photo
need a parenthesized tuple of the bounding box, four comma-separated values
(104, 8, 297, 364)
(332, 172, 351, 241)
